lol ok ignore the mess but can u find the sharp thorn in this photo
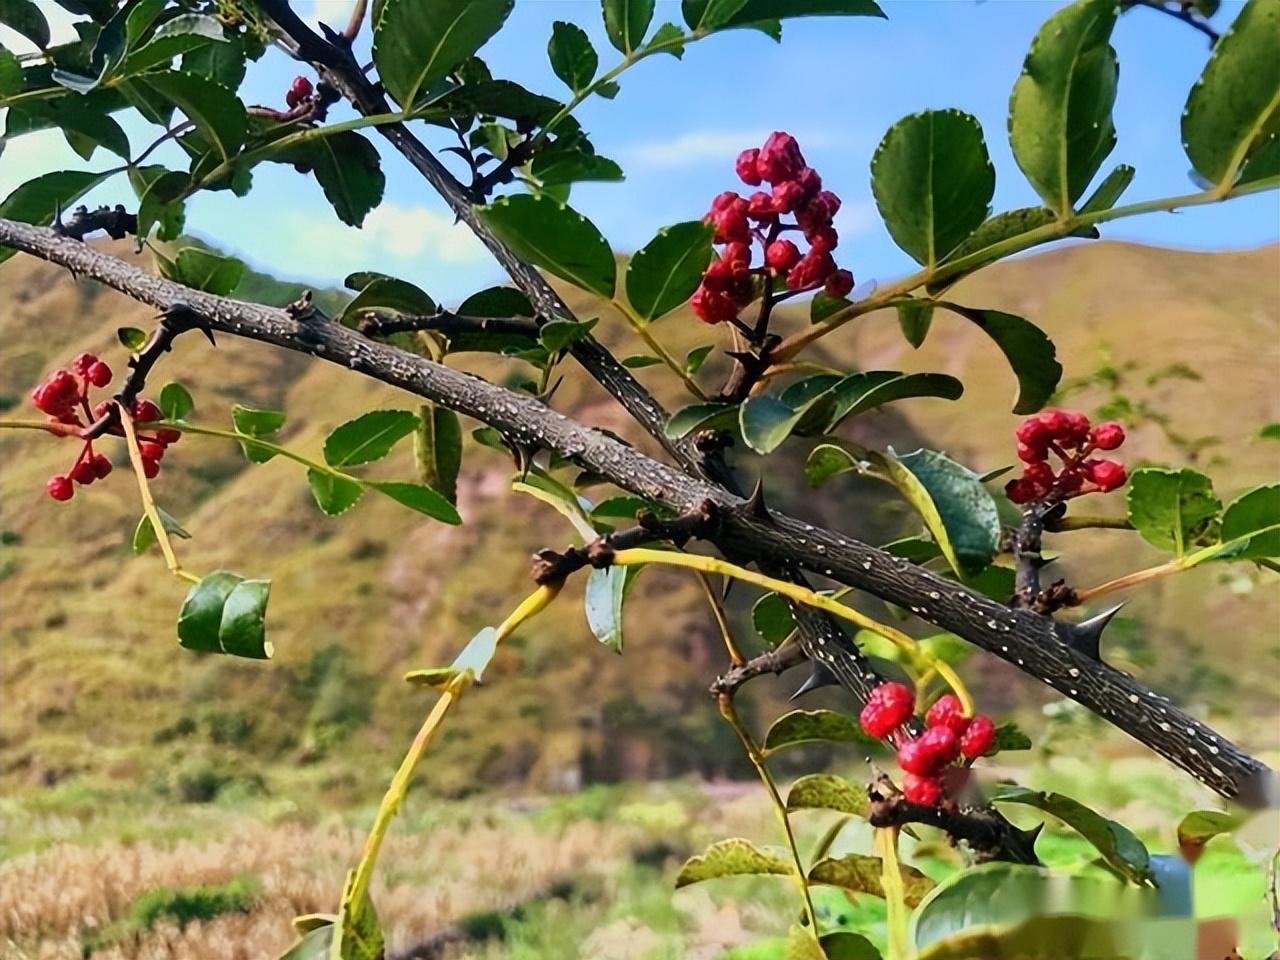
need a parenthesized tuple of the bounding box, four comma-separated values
(790, 661, 840, 700)
(745, 479, 770, 520)
(1031, 555, 1057, 570)
(1054, 603, 1125, 660)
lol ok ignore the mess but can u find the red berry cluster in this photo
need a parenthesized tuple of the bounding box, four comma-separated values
(859, 684, 998, 807)
(286, 75, 313, 110)
(1005, 410, 1128, 505)
(30, 354, 178, 501)
(691, 132, 853, 325)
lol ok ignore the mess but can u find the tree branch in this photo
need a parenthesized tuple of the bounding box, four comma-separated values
(356, 309, 539, 341)
(2, 228, 1267, 806)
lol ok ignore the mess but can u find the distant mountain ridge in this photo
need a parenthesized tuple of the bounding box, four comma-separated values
(1, 239, 1276, 798)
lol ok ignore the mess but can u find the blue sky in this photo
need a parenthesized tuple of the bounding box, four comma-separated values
(2, 1, 1276, 303)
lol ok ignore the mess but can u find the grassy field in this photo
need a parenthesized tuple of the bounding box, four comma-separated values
(2, 722, 1276, 959)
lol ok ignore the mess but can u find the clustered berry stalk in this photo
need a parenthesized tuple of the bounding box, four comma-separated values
(692, 132, 853, 328)
(859, 684, 998, 807)
(1006, 409, 1127, 505)
(29, 353, 178, 500)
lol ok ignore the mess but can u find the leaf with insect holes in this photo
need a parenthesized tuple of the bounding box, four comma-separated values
(480, 194, 616, 298)
(177, 570, 272, 659)
(808, 854, 935, 906)
(1182, 0, 1280, 187)
(132, 507, 191, 556)
(159, 382, 194, 420)
(764, 709, 877, 753)
(675, 839, 792, 887)
(786, 774, 869, 817)
(1008, 0, 1119, 215)
(323, 410, 420, 468)
(626, 220, 716, 321)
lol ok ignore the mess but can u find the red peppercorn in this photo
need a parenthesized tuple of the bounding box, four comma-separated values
(133, 398, 162, 423)
(806, 225, 839, 254)
(765, 239, 801, 273)
(73, 353, 98, 376)
(723, 241, 752, 266)
(156, 428, 182, 445)
(142, 457, 161, 479)
(1005, 478, 1034, 505)
(925, 694, 970, 737)
(735, 148, 762, 186)
(1017, 441, 1047, 463)
(1062, 411, 1091, 444)
(746, 191, 777, 222)
(92, 453, 113, 479)
(859, 681, 915, 739)
(919, 724, 960, 764)
(959, 715, 997, 759)
(786, 251, 836, 291)
(708, 190, 742, 214)
(902, 773, 944, 806)
(71, 458, 97, 485)
(1091, 421, 1125, 450)
(824, 269, 854, 299)
(286, 75, 314, 109)
(691, 285, 738, 325)
(32, 370, 81, 417)
(794, 166, 822, 203)
(138, 440, 166, 462)
(770, 180, 807, 214)
(756, 132, 805, 183)
(1016, 418, 1050, 446)
(86, 360, 112, 387)
(1088, 459, 1127, 492)
(710, 206, 751, 244)
(46, 474, 74, 501)
(1023, 461, 1055, 487)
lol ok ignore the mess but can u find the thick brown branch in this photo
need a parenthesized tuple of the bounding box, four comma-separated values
(3, 213, 1269, 807)
(709, 642, 808, 697)
(357, 310, 539, 341)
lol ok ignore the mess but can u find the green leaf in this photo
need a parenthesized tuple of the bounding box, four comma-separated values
(646, 21, 686, 56)
(685, 345, 713, 375)
(681, 0, 749, 30)
(933, 305, 1061, 414)
(129, 165, 187, 242)
(181, 33, 246, 89)
(916, 904, 1137, 958)
(626, 220, 716, 321)
(0, 0, 49, 48)
(276, 924, 333, 959)
(177, 571, 273, 659)
(871, 109, 994, 269)
(584, 564, 641, 653)
(784, 928, 827, 960)
(897, 300, 934, 348)
(548, 21, 597, 93)
(751, 592, 795, 646)
(786, 774, 869, 817)
(451, 625, 500, 682)
(1125, 467, 1221, 558)
(0, 170, 113, 262)
(331, 869, 384, 960)
(540, 317, 598, 353)
(140, 70, 246, 160)
(155, 246, 244, 295)
(308, 470, 365, 516)
(132, 507, 191, 556)
(159, 382, 194, 420)
(369, 481, 461, 524)
(622, 354, 663, 369)
(415, 404, 461, 503)
(816, 932, 882, 960)
(1078, 163, 1135, 214)
(458, 285, 535, 318)
(1008, 0, 1119, 214)
(763, 709, 876, 753)
(824, 371, 964, 431)
(232, 405, 285, 464)
(6, 96, 131, 160)
(990, 786, 1152, 884)
(272, 131, 385, 228)
(1259, 422, 1280, 440)
(894, 448, 1002, 576)
(740, 394, 803, 455)
(993, 722, 1032, 752)
(675, 838, 792, 887)
(811, 292, 851, 324)
(1182, 0, 1280, 188)
(121, 14, 227, 75)
(1215, 483, 1280, 560)
(530, 148, 624, 186)
(480, 194, 615, 298)
(809, 854, 935, 906)
(340, 275, 435, 325)
(603, 0, 655, 52)
(374, 0, 513, 108)
(324, 410, 420, 468)
(665, 402, 738, 440)
(0, 46, 21, 95)
(117, 327, 148, 351)
(721, 0, 885, 27)
(1176, 809, 1240, 854)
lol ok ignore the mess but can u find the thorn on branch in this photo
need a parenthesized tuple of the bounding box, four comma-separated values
(709, 640, 808, 698)
(1053, 602, 1125, 660)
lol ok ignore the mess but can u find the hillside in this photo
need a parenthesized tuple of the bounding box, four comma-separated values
(0, 240, 1277, 805)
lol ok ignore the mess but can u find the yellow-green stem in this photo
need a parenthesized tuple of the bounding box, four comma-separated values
(612, 547, 974, 713)
(876, 827, 911, 959)
(348, 584, 559, 907)
(696, 571, 743, 666)
(1073, 558, 1183, 605)
(117, 404, 198, 584)
(609, 297, 708, 400)
(718, 693, 818, 932)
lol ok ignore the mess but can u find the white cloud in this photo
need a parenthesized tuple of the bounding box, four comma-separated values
(273, 202, 489, 279)
(621, 128, 848, 170)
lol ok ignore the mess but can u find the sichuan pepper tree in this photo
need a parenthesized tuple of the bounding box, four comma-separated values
(0, 0, 1277, 955)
